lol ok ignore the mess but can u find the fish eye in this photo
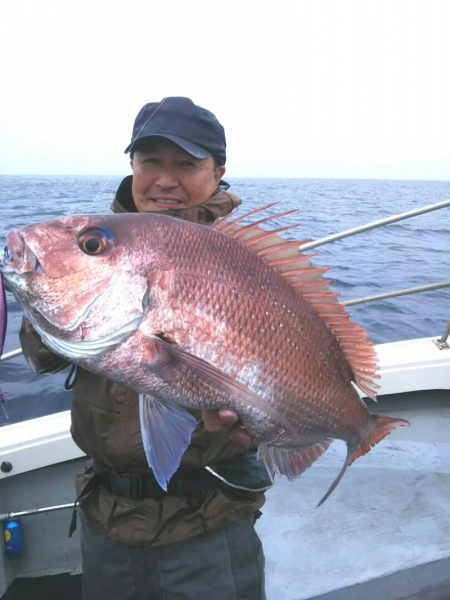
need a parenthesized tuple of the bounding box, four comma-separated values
(78, 228, 109, 256)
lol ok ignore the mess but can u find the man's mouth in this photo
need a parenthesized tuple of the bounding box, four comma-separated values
(151, 197, 186, 208)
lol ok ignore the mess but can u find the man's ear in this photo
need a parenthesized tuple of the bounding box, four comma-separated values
(215, 165, 226, 183)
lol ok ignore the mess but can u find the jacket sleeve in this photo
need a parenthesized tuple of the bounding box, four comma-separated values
(19, 318, 70, 374)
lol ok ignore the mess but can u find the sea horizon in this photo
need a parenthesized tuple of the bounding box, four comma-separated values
(1, 173, 449, 183)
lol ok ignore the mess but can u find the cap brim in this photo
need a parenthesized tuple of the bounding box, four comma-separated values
(125, 133, 210, 158)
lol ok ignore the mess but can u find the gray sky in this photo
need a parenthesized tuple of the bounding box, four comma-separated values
(1, 0, 449, 180)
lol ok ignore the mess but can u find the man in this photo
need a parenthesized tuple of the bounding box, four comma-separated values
(20, 97, 271, 599)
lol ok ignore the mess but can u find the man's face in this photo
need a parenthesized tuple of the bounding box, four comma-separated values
(130, 138, 226, 212)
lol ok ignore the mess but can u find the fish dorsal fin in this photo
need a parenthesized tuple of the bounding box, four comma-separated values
(214, 205, 379, 399)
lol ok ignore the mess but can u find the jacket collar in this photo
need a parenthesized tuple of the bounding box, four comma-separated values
(110, 175, 241, 225)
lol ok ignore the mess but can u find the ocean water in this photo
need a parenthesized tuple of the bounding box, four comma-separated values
(0, 175, 449, 424)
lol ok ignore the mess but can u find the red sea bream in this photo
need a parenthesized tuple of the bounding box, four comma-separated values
(0, 208, 408, 502)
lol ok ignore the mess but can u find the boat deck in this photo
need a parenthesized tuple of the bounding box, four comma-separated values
(257, 389, 450, 599)
(0, 388, 449, 599)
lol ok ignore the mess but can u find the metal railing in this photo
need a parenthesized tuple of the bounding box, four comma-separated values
(343, 281, 450, 307)
(1, 198, 449, 363)
(0, 502, 77, 523)
(298, 198, 450, 251)
(0, 348, 22, 363)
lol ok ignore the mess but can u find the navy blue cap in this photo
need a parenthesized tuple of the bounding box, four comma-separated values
(125, 97, 226, 164)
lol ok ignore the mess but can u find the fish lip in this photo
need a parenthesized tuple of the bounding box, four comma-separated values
(0, 269, 36, 302)
(4, 234, 45, 276)
(0, 263, 44, 287)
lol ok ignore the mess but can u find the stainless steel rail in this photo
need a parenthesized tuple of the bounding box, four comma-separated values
(2, 278, 448, 363)
(435, 322, 450, 349)
(344, 280, 450, 307)
(0, 502, 77, 522)
(439, 322, 450, 344)
(299, 198, 450, 252)
(1, 198, 449, 363)
(0, 348, 22, 362)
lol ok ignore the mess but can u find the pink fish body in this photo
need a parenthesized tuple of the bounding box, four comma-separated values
(1, 209, 408, 502)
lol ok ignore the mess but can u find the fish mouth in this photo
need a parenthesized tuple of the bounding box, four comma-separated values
(0, 234, 44, 276)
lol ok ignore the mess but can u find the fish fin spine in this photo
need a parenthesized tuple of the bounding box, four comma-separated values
(349, 414, 410, 466)
(213, 202, 284, 232)
(215, 205, 380, 399)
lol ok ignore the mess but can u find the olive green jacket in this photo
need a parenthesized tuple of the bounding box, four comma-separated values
(19, 178, 267, 546)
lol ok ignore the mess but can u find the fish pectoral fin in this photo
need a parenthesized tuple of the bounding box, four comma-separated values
(258, 440, 331, 480)
(139, 393, 198, 491)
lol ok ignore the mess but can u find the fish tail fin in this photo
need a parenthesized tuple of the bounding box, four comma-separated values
(348, 414, 410, 466)
(317, 414, 409, 507)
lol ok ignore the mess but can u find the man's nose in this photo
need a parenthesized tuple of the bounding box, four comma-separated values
(155, 169, 178, 188)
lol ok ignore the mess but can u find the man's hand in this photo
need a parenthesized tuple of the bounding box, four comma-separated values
(201, 409, 253, 448)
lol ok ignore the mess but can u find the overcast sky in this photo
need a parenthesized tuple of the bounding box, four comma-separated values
(1, 0, 449, 180)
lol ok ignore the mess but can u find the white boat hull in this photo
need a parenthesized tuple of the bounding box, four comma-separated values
(0, 335, 449, 598)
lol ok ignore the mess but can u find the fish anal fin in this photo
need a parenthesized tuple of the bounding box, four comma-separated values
(258, 440, 331, 480)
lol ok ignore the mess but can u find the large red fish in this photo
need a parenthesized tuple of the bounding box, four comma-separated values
(0, 208, 408, 503)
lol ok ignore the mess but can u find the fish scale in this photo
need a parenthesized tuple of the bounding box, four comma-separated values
(148, 225, 373, 439)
